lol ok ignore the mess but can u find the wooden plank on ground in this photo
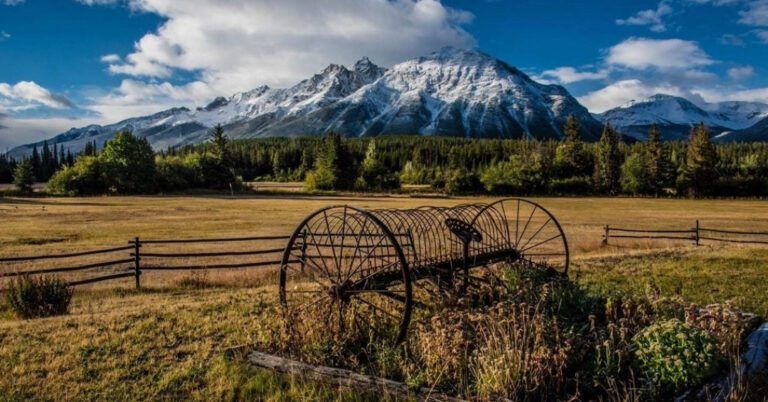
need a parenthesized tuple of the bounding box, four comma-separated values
(240, 350, 467, 401)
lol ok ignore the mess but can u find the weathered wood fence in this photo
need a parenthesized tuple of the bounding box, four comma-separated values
(603, 220, 768, 246)
(0, 234, 294, 289)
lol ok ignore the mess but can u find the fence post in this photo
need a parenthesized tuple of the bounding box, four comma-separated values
(133, 237, 142, 289)
(603, 225, 610, 245)
(695, 220, 700, 247)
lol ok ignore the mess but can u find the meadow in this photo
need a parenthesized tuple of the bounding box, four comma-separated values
(1, 194, 768, 400)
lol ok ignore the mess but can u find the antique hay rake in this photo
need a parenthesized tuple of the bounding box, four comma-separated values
(279, 198, 569, 344)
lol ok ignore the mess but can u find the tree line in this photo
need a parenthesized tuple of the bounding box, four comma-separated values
(3, 116, 768, 197)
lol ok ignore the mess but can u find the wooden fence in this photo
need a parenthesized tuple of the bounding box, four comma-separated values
(0, 234, 294, 289)
(604, 221, 768, 246)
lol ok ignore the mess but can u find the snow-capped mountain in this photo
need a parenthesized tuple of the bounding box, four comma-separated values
(596, 94, 768, 140)
(10, 48, 600, 156)
(716, 116, 768, 142)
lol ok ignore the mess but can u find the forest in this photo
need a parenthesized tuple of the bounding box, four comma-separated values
(2, 116, 767, 197)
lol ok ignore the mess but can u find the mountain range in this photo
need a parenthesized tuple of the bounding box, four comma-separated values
(9, 48, 602, 157)
(595, 94, 768, 141)
(8, 47, 768, 157)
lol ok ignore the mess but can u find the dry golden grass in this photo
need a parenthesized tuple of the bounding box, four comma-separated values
(1, 194, 768, 400)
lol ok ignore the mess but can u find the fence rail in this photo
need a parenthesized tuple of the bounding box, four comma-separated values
(0, 234, 293, 289)
(603, 220, 768, 246)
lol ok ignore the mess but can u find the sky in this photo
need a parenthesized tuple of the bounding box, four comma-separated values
(1, 0, 768, 149)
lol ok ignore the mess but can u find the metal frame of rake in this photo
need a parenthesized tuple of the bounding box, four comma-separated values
(278, 198, 570, 344)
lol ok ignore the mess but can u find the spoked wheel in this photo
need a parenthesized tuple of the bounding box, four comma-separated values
(279, 206, 412, 346)
(468, 198, 570, 286)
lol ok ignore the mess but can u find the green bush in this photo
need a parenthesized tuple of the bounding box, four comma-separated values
(6, 275, 73, 319)
(155, 155, 194, 192)
(480, 155, 546, 195)
(444, 168, 481, 195)
(47, 156, 108, 195)
(549, 176, 593, 195)
(633, 319, 720, 395)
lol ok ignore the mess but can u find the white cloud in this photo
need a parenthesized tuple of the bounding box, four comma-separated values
(606, 37, 714, 71)
(76, 0, 118, 4)
(720, 33, 746, 46)
(2, 0, 25, 5)
(100, 54, 121, 63)
(578, 79, 692, 113)
(0, 31, 9, 41)
(0, 117, 96, 150)
(754, 29, 768, 42)
(616, 2, 673, 32)
(101, 0, 475, 106)
(0, 81, 75, 109)
(688, 0, 740, 5)
(728, 65, 755, 80)
(695, 86, 768, 104)
(739, 0, 768, 25)
(536, 67, 610, 84)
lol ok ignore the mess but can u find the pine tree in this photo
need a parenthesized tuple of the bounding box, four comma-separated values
(554, 114, 590, 178)
(594, 123, 622, 194)
(30, 145, 42, 181)
(682, 123, 718, 197)
(644, 124, 670, 195)
(210, 124, 230, 164)
(66, 149, 75, 166)
(357, 140, 398, 190)
(305, 133, 354, 191)
(13, 159, 34, 193)
(41, 141, 53, 181)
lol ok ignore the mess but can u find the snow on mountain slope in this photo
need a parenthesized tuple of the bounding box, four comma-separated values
(597, 94, 768, 140)
(715, 115, 768, 142)
(10, 48, 600, 156)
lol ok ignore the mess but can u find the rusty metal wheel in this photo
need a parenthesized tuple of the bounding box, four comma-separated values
(279, 206, 412, 345)
(468, 198, 570, 285)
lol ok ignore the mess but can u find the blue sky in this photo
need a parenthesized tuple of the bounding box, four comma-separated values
(1, 0, 767, 148)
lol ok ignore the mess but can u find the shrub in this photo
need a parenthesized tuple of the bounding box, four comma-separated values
(549, 176, 593, 195)
(444, 168, 481, 195)
(633, 319, 720, 395)
(156, 155, 194, 192)
(47, 156, 108, 195)
(6, 275, 73, 319)
(480, 155, 546, 195)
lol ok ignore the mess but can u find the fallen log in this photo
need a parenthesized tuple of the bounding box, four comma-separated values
(238, 350, 466, 401)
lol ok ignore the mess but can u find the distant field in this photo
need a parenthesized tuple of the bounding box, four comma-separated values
(1, 194, 768, 399)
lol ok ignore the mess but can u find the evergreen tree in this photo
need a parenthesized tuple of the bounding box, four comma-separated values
(593, 123, 622, 194)
(13, 159, 34, 193)
(620, 151, 647, 195)
(30, 145, 42, 181)
(644, 124, 667, 195)
(305, 133, 353, 191)
(681, 123, 718, 197)
(554, 114, 590, 178)
(357, 140, 398, 190)
(66, 149, 75, 166)
(0, 154, 13, 183)
(41, 141, 53, 181)
(209, 124, 231, 165)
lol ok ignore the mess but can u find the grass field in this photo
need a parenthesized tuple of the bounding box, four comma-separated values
(1, 194, 768, 400)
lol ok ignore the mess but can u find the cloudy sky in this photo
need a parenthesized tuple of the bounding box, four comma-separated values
(1, 0, 767, 149)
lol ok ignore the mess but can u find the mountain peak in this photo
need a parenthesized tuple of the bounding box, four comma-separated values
(10, 49, 604, 156)
(599, 93, 768, 141)
(321, 63, 348, 75)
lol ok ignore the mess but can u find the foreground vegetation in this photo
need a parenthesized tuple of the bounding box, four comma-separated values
(1, 195, 768, 400)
